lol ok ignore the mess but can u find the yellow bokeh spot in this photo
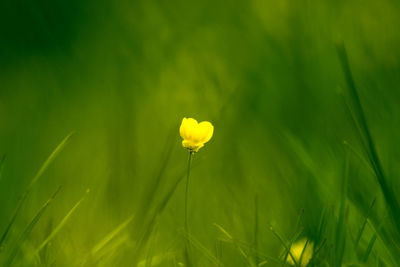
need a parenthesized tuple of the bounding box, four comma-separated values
(179, 117, 214, 152)
(286, 238, 313, 267)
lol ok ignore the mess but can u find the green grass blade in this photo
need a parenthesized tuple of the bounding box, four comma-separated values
(184, 231, 224, 266)
(3, 186, 62, 267)
(354, 199, 376, 252)
(362, 233, 377, 263)
(0, 132, 74, 248)
(127, 128, 179, 263)
(138, 127, 177, 212)
(34, 188, 90, 255)
(282, 209, 304, 265)
(131, 168, 188, 264)
(269, 226, 298, 266)
(214, 223, 233, 240)
(298, 239, 309, 267)
(214, 223, 281, 265)
(337, 44, 400, 232)
(342, 141, 374, 174)
(281, 229, 304, 266)
(333, 156, 349, 267)
(144, 222, 159, 267)
(213, 223, 255, 266)
(365, 216, 397, 266)
(91, 234, 130, 266)
(91, 214, 134, 255)
(311, 238, 326, 263)
(29, 132, 75, 188)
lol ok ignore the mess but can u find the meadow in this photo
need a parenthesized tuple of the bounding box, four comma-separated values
(1, 0, 400, 266)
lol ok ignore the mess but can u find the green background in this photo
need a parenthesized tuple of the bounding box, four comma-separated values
(1, 0, 400, 266)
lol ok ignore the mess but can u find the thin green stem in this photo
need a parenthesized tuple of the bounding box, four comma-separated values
(184, 151, 194, 266)
(184, 151, 193, 235)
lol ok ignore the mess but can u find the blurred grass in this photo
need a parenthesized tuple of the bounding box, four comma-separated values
(1, 0, 400, 266)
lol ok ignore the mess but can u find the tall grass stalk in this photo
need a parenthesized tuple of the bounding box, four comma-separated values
(354, 198, 376, 252)
(184, 231, 223, 266)
(3, 186, 62, 267)
(184, 151, 193, 236)
(127, 128, 179, 264)
(131, 163, 188, 264)
(34, 189, 90, 256)
(337, 44, 400, 232)
(269, 226, 298, 266)
(213, 223, 281, 265)
(184, 151, 193, 266)
(332, 155, 349, 267)
(91, 215, 134, 256)
(282, 209, 304, 265)
(0, 132, 74, 249)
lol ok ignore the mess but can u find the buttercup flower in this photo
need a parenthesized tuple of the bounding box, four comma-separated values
(287, 238, 313, 266)
(179, 117, 214, 152)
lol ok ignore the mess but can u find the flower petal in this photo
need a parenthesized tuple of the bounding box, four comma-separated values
(197, 121, 214, 143)
(179, 118, 198, 140)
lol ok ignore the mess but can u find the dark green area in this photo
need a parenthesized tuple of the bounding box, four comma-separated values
(1, 0, 400, 266)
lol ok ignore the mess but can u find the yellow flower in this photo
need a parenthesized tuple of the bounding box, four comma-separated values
(179, 117, 214, 152)
(287, 238, 313, 267)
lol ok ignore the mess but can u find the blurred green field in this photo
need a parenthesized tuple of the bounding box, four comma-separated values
(1, 0, 400, 266)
